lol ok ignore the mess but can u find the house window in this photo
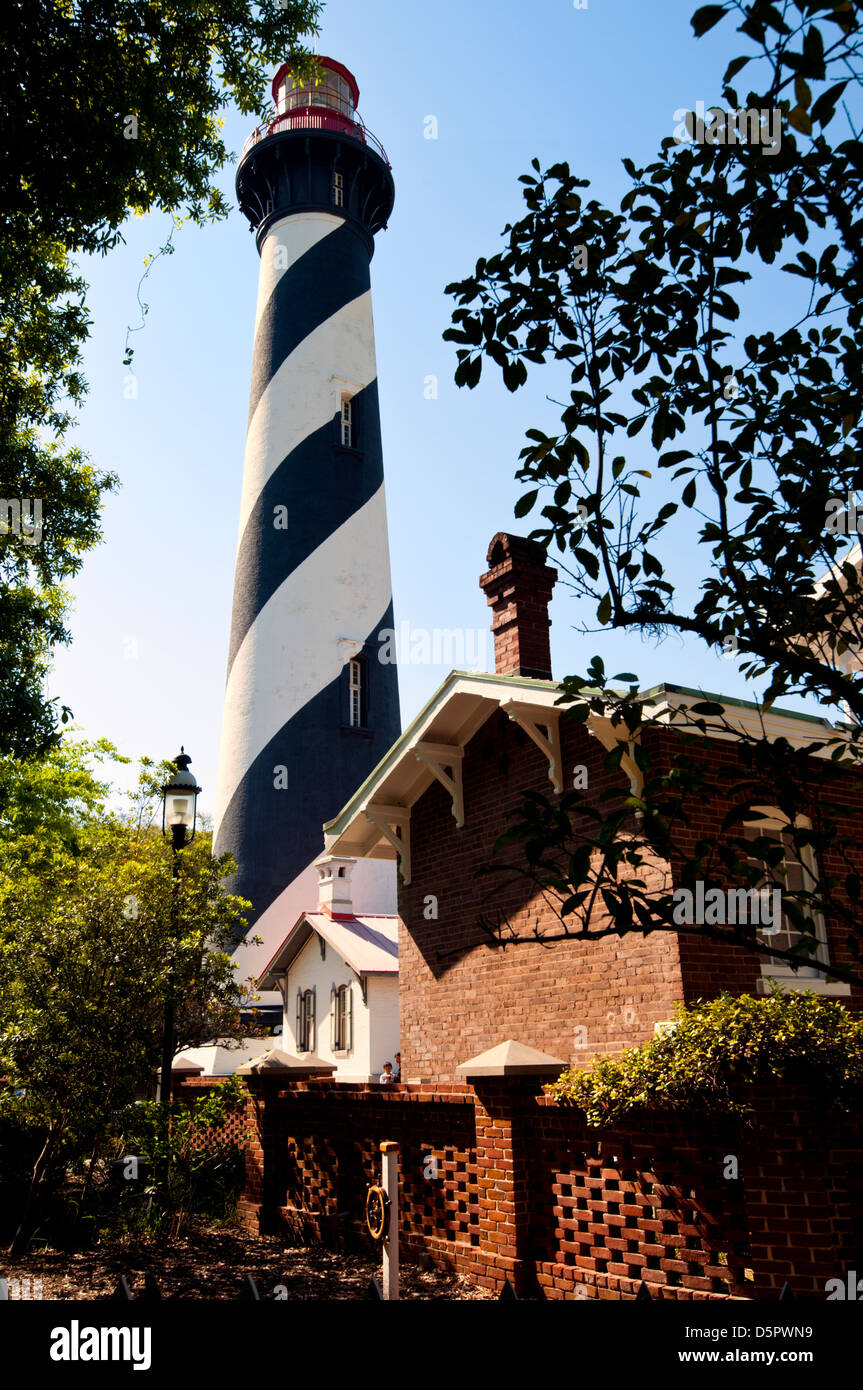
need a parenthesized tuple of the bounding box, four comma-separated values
(332, 170, 344, 208)
(340, 393, 354, 448)
(742, 813, 829, 981)
(296, 988, 316, 1052)
(349, 658, 363, 728)
(332, 983, 352, 1052)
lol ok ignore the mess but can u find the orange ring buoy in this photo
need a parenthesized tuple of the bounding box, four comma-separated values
(365, 1184, 389, 1240)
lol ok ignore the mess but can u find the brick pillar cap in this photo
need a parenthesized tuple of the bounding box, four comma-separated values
(170, 1058, 204, 1075)
(455, 1039, 566, 1078)
(236, 1048, 337, 1077)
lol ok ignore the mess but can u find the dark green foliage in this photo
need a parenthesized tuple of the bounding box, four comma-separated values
(446, 1, 863, 977)
(547, 990, 863, 1123)
(0, 1, 321, 756)
(109, 1079, 249, 1241)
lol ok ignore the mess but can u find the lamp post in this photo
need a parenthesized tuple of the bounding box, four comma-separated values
(159, 748, 201, 1111)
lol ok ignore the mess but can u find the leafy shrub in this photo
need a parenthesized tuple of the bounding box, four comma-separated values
(106, 1077, 249, 1241)
(0, 1112, 67, 1242)
(547, 991, 863, 1126)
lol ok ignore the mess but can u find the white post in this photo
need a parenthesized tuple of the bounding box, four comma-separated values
(380, 1141, 399, 1300)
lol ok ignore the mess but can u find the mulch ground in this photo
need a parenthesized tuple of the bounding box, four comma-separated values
(5, 1223, 494, 1300)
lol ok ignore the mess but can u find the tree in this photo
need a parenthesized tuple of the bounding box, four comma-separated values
(0, 737, 255, 1253)
(0, 0, 322, 757)
(444, 0, 863, 980)
(0, 236, 117, 757)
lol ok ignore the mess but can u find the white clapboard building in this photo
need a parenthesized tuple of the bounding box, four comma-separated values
(254, 856, 399, 1082)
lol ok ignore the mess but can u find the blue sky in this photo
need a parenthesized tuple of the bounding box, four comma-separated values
(49, 0, 826, 817)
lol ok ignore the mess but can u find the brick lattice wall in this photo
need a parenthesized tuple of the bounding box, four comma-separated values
(528, 1095, 750, 1299)
(238, 1077, 863, 1299)
(172, 1076, 250, 1149)
(241, 1081, 480, 1263)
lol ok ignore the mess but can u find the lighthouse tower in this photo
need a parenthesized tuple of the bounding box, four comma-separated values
(213, 56, 401, 972)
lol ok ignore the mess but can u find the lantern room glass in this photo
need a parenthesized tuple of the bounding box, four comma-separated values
(278, 69, 354, 120)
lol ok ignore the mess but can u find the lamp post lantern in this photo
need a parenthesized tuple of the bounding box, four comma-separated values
(162, 747, 201, 849)
(159, 748, 201, 1110)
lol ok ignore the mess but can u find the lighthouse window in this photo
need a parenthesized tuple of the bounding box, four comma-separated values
(340, 394, 354, 448)
(332, 170, 344, 208)
(349, 659, 363, 728)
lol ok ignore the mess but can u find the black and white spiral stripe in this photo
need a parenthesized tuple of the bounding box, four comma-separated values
(213, 210, 400, 940)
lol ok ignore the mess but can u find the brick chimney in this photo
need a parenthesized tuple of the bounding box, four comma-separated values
(479, 533, 557, 680)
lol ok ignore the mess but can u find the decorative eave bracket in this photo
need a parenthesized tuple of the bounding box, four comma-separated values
(412, 741, 464, 827)
(364, 804, 412, 884)
(349, 967, 368, 1006)
(586, 715, 644, 798)
(500, 700, 563, 793)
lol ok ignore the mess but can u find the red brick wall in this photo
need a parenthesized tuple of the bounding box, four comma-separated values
(239, 1076, 863, 1299)
(644, 727, 863, 1011)
(398, 709, 684, 1084)
(397, 711, 863, 1085)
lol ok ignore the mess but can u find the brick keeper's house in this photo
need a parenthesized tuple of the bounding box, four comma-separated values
(321, 532, 863, 1084)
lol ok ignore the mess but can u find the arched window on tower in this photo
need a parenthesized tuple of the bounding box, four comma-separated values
(349, 658, 363, 728)
(332, 169, 345, 208)
(340, 393, 354, 448)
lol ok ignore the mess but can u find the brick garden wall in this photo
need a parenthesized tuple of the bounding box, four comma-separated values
(239, 1081, 480, 1262)
(238, 1075, 863, 1300)
(172, 1076, 250, 1150)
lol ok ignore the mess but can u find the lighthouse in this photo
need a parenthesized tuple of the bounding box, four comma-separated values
(213, 56, 401, 973)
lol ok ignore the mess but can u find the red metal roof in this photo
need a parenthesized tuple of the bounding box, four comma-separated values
(271, 55, 360, 107)
(258, 909, 398, 986)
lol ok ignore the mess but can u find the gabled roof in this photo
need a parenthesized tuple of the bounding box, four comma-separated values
(257, 909, 397, 990)
(320, 668, 846, 885)
(322, 670, 569, 867)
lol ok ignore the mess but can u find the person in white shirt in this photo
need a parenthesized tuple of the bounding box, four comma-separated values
(379, 1061, 393, 1084)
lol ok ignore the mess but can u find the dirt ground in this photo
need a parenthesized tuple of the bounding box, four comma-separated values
(4, 1223, 495, 1300)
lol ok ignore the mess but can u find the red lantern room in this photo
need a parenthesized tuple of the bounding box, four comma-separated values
(241, 55, 389, 167)
(272, 56, 359, 134)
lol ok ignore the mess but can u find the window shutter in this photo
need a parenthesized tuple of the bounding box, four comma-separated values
(295, 990, 302, 1049)
(345, 984, 353, 1053)
(310, 986, 316, 1054)
(330, 985, 337, 1049)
